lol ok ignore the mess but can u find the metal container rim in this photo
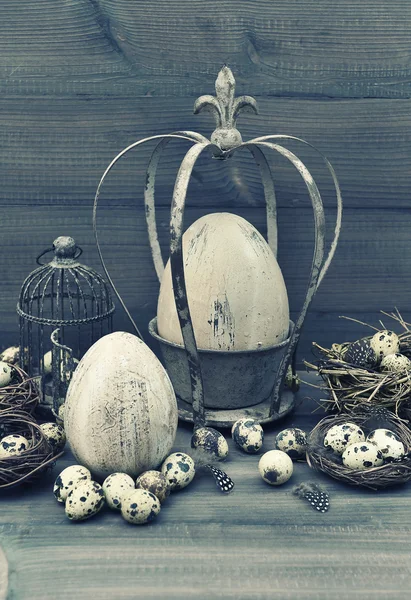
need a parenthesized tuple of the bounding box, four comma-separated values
(148, 317, 294, 356)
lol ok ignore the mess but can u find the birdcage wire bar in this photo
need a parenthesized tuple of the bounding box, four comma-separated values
(17, 237, 115, 414)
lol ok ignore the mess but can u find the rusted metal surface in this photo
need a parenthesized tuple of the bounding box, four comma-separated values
(149, 317, 293, 410)
(93, 67, 342, 429)
(17, 236, 114, 415)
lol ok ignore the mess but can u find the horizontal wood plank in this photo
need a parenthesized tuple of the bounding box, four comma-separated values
(0, 96, 410, 208)
(1, 383, 411, 599)
(1, 204, 410, 363)
(1, 1, 411, 98)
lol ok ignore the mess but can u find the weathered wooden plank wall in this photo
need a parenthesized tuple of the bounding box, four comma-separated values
(1, 0, 411, 363)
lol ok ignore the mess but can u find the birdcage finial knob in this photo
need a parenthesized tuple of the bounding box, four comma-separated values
(53, 236, 77, 258)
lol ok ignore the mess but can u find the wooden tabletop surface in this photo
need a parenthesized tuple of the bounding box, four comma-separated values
(1, 375, 411, 600)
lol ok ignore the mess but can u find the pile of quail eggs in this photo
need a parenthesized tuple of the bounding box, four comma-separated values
(344, 329, 410, 374)
(53, 451, 197, 525)
(231, 417, 308, 487)
(323, 421, 405, 470)
(0, 421, 66, 460)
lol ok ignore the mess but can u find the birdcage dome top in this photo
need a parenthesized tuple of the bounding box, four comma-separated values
(17, 237, 115, 326)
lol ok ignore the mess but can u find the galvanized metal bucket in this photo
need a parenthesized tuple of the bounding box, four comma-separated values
(149, 317, 294, 410)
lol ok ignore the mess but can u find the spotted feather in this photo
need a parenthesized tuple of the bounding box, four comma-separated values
(206, 465, 234, 493)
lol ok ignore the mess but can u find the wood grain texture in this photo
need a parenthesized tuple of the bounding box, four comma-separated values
(1, 96, 410, 209)
(0, 546, 7, 600)
(2, 203, 411, 364)
(1, 0, 411, 98)
(1, 379, 411, 599)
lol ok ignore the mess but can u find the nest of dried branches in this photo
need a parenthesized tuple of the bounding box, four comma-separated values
(306, 405, 411, 489)
(304, 310, 411, 415)
(0, 364, 39, 415)
(0, 411, 63, 490)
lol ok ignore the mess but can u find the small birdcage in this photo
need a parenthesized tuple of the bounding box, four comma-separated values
(17, 236, 115, 416)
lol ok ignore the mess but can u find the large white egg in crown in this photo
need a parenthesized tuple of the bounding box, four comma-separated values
(157, 213, 290, 351)
(64, 332, 178, 479)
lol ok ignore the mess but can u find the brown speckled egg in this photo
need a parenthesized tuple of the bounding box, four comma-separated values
(136, 470, 170, 503)
(161, 452, 196, 491)
(258, 450, 293, 486)
(380, 353, 411, 373)
(323, 422, 365, 455)
(367, 429, 405, 460)
(191, 427, 229, 460)
(0, 434, 29, 459)
(53, 465, 91, 503)
(342, 442, 384, 470)
(231, 418, 264, 453)
(121, 489, 161, 524)
(0, 362, 14, 388)
(102, 472, 135, 510)
(275, 428, 307, 460)
(65, 480, 105, 521)
(370, 330, 400, 363)
(40, 422, 66, 453)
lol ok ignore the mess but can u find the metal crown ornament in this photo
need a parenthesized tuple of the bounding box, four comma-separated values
(93, 67, 342, 429)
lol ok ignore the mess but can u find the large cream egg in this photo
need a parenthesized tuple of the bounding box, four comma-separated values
(64, 332, 178, 479)
(157, 213, 289, 351)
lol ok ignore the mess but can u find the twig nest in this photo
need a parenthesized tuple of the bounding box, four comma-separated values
(380, 353, 411, 373)
(190, 427, 228, 460)
(342, 442, 384, 470)
(306, 406, 411, 489)
(275, 428, 307, 459)
(53, 465, 91, 503)
(367, 429, 405, 460)
(161, 452, 196, 491)
(65, 480, 105, 521)
(136, 470, 170, 503)
(121, 489, 161, 524)
(370, 330, 400, 362)
(39, 422, 66, 454)
(102, 473, 135, 510)
(0, 362, 14, 388)
(323, 422, 365, 455)
(231, 418, 264, 454)
(258, 450, 293, 486)
(0, 434, 29, 458)
(344, 339, 377, 368)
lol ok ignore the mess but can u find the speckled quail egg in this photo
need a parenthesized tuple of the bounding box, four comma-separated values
(380, 353, 411, 373)
(344, 339, 377, 369)
(323, 422, 365, 454)
(53, 464, 92, 503)
(136, 470, 170, 503)
(190, 427, 229, 460)
(161, 452, 196, 491)
(258, 450, 293, 486)
(275, 428, 307, 460)
(0, 346, 20, 365)
(0, 362, 14, 388)
(121, 489, 161, 524)
(39, 422, 66, 453)
(370, 330, 400, 363)
(367, 429, 405, 460)
(43, 351, 79, 380)
(231, 418, 264, 454)
(102, 472, 135, 510)
(342, 442, 384, 470)
(65, 480, 105, 521)
(0, 434, 29, 459)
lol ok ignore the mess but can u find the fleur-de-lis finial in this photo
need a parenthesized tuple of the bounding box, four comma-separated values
(194, 66, 258, 153)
